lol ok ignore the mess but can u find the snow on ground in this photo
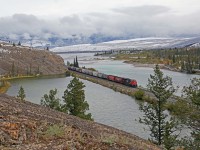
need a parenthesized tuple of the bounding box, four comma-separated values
(51, 37, 198, 53)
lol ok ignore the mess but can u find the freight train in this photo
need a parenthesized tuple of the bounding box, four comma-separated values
(68, 66, 137, 88)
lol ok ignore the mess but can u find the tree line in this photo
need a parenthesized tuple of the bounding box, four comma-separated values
(151, 47, 200, 74)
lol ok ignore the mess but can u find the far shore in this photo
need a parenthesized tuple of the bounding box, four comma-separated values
(123, 60, 200, 75)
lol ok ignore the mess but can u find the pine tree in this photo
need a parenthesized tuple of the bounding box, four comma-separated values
(76, 56, 79, 67)
(62, 77, 92, 120)
(177, 78, 200, 149)
(18, 41, 21, 46)
(139, 65, 177, 148)
(73, 58, 76, 67)
(17, 86, 26, 101)
(41, 89, 63, 111)
(172, 55, 176, 63)
(181, 61, 185, 72)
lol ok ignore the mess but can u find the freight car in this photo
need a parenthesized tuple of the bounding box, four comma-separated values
(68, 66, 137, 88)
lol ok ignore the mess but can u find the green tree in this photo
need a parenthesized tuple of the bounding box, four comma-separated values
(41, 89, 62, 111)
(62, 77, 92, 120)
(17, 86, 26, 101)
(75, 56, 79, 67)
(73, 58, 76, 67)
(139, 65, 177, 148)
(18, 41, 21, 46)
(179, 78, 200, 149)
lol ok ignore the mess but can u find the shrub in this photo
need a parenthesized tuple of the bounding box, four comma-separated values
(42, 124, 64, 140)
(134, 89, 145, 100)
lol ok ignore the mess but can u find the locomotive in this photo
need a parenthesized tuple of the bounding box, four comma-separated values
(68, 66, 137, 88)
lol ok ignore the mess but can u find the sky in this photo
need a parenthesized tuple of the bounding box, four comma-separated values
(0, 0, 200, 40)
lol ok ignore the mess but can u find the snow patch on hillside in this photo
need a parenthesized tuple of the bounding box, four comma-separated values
(51, 37, 198, 53)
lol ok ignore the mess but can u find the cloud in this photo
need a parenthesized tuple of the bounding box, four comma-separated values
(0, 5, 200, 43)
(113, 5, 171, 16)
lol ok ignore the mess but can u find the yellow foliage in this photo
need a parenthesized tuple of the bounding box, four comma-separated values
(0, 81, 11, 94)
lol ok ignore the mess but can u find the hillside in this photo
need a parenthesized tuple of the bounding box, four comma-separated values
(0, 42, 67, 76)
(0, 94, 160, 150)
(52, 37, 200, 53)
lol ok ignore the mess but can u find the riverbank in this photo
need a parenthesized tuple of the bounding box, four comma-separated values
(0, 94, 160, 150)
(112, 52, 200, 75)
(70, 70, 180, 108)
(0, 81, 11, 93)
(124, 61, 181, 72)
(70, 70, 155, 101)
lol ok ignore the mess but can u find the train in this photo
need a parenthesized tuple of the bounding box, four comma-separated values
(68, 66, 138, 88)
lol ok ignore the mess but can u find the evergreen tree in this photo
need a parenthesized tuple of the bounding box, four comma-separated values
(183, 78, 200, 139)
(18, 41, 21, 46)
(73, 58, 76, 67)
(172, 55, 176, 63)
(139, 65, 177, 148)
(41, 89, 63, 111)
(62, 77, 92, 120)
(76, 56, 79, 67)
(181, 61, 185, 72)
(17, 86, 26, 101)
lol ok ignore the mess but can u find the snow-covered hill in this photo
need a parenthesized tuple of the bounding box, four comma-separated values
(51, 37, 200, 53)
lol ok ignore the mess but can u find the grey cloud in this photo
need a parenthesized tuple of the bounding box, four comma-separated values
(60, 15, 82, 24)
(0, 6, 200, 43)
(113, 5, 171, 16)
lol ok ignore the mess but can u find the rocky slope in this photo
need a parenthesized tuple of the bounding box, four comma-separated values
(0, 42, 67, 76)
(0, 94, 160, 150)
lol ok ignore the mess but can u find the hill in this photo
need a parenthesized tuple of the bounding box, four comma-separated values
(0, 94, 160, 150)
(0, 42, 67, 76)
(52, 37, 200, 53)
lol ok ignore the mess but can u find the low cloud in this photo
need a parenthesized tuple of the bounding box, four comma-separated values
(0, 5, 200, 42)
(113, 5, 171, 16)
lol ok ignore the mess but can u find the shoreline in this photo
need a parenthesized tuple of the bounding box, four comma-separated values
(122, 60, 200, 75)
(1, 72, 68, 94)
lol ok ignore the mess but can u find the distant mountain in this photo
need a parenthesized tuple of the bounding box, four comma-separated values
(51, 37, 200, 53)
(1, 35, 200, 51)
(0, 33, 127, 48)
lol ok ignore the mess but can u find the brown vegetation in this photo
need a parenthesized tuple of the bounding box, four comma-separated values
(0, 94, 160, 150)
(0, 43, 67, 76)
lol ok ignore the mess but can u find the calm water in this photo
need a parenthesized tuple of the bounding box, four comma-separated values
(61, 53, 199, 95)
(7, 53, 198, 139)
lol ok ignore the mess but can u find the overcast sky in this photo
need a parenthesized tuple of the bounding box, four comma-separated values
(0, 0, 200, 40)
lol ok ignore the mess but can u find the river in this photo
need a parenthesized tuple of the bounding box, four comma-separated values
(6, 53, 198, 139)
